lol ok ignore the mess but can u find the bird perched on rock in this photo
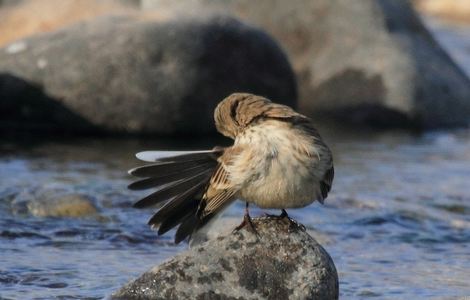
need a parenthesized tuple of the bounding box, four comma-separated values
(128, 93, 334, 243)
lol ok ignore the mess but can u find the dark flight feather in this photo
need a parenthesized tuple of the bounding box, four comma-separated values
(319, 166, 334, 203)
(174, 214, 199, 244)
(129, 150, 225, 243)
(147, 179, 207, 227)
(157, 202, 197, 236)
(133, 171, 212, 208)
(129, 160, 211, 178)
(128, 163, 214, 190)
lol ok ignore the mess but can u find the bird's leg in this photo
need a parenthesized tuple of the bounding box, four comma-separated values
(234, 202, 258, 234)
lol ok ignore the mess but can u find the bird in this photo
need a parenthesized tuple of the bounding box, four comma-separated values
(128, 93, 334, 244)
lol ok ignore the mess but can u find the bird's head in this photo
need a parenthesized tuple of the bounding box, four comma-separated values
(214, 93, 272, 139)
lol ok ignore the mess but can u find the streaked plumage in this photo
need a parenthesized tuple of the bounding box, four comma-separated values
(129, 93, 334, 243)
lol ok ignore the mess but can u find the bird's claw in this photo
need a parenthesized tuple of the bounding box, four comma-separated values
(234, 213, 259, 236)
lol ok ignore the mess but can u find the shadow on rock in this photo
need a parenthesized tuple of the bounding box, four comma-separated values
(0, 73, 99, 134)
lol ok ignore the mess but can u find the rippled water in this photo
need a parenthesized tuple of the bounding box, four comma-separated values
(0, 129, 469, 299)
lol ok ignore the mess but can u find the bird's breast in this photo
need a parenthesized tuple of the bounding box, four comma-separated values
(232, 120, 324, 209)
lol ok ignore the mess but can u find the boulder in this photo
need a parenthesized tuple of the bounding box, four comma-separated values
(141, 0, 470, 129)
(0, 14, 296, 135)
(414, 0, 470, 22)
(0, 0, 137, 47)
(111, 217, 339, 300)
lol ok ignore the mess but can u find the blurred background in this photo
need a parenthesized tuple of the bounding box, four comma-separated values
(0, 0, 469, 299)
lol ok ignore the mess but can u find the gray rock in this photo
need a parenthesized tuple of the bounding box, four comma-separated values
(111, 217, 338, 300)
(140, 0, 470, 129)
(0, 14, 296, 135)
(11, 188, 98, 218)
(0, 0, 17, 7)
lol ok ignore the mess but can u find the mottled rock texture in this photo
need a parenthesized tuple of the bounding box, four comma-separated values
(111, 217, 338, 300)
(141, 0, 470, 129)
(0, 14, 296, 135)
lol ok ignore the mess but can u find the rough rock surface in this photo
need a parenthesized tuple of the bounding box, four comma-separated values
(141, 0, 470, 129)
(0, 14, 296, 135)
(111, 217, 338, 300)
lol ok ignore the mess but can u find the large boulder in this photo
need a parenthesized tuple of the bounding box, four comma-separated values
(0, 14, 296, 135)
(141, 0, 470, 129)
(414, 0, 470, 22)
(0, 0, 137, 47)
(111, 217, 339, 300)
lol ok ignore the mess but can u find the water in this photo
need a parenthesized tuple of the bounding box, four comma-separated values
(0, 130, 469, 299)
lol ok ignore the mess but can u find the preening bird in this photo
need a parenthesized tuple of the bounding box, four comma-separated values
(128, 93, 334, 243)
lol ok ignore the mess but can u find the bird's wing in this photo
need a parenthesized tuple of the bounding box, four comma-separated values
(129, 147, 245, 244)
(129, 148, 223, 208)
(173, 147, 244, 243)
(319, 165, 334, 203)
(135, 150, 219, 162)
(128, 148, 223, 238)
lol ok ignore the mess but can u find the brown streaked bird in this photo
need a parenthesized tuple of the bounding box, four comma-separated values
(128, 93, 334, 244)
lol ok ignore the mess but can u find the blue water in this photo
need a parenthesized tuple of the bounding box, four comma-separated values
(0, 130, 469, 299)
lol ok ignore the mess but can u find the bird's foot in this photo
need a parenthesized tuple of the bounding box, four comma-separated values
(234, 213, 258, 235)
(265, 209, 306, 231)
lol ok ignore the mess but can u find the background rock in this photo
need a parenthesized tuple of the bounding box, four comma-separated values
(0, 0, 137, 46)
(414, 0, 470, 23)
(111, 217, 339, 300)
(11, 187, 98, 218)
(0, 14, 296, 135)
(141, 0, 470, 129)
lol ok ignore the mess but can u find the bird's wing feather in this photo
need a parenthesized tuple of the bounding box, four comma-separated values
(128, 149, 223, 240)
(198, 146, 243, 217)
(128, 163, 214, 190)
(132, 170, 212, 208)
(174, 147, 243, 243)
(129, 148, 223, 178)
(318, 164, 334, 203)
(135, 150, 219, 162)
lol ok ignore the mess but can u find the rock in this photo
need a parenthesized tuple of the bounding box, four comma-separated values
(0, 0, 137, 47)
(11, 188, 98, 218)
(140, 0, 470, 129)
(0, 14, 296, 135)
(111, 217, 339, 300)
(414, 0, 470, 22)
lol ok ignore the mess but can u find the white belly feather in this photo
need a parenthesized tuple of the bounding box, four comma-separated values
(230, 120, 328, 209)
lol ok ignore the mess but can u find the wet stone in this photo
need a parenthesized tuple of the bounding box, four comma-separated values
(11, 188, 98, 218)
(111, 217, 338, 300)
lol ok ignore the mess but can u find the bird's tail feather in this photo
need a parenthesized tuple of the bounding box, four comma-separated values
(128, 149, 223, 243)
